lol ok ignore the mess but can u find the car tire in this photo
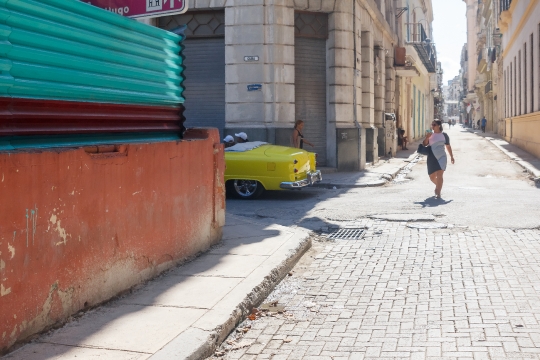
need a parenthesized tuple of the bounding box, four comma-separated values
(228, 179, 265, 199)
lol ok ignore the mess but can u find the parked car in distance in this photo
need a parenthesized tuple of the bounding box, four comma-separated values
(225, 141, 322, 199)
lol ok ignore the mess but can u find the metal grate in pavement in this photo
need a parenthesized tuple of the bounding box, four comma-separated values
(325, 228, 366, 240)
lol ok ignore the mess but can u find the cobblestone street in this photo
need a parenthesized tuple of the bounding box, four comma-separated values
(212, 220, 540, 360)
(220, 127, 540, 360)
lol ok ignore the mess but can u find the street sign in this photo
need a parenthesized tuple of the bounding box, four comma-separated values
(247, 84, 262, 92)
(244, 56, 259, 62)
(87, 0, 187, 19)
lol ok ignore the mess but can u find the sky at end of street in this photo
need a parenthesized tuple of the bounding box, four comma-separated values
(432, 0, 467, 84)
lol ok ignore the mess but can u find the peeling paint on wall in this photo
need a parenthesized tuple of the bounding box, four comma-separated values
(0, 129, 225, 353)
(50, 214, 69, 246)
(0, 284, 11, 297)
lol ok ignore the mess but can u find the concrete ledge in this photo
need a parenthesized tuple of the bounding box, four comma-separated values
(150, 224, 311, 360)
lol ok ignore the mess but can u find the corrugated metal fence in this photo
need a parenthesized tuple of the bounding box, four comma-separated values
(0, 0, 186, 144)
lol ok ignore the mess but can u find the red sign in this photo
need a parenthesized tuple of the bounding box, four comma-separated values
(87, 0, 187, 19)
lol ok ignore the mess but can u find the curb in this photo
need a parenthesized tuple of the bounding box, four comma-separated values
(314, 152, 419, 189)
(150, 230, 312, 360)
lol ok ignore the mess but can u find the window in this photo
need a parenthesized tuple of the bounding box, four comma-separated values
(524, 44, 527, 114)
(531, 34, 534, 113)
(504, 69, 507, 117)
(518, 51, 522, 116)
(513, 56, 518, 116)
(413, 85, 416, 137)
(510, 64, 513, 116)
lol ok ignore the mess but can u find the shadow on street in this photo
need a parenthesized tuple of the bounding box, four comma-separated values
(414, 197, 454, 208)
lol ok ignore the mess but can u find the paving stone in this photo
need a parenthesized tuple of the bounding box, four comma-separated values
(209, 222, 540, 360)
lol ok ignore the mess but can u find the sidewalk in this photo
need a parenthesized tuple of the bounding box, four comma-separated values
(467, 128, 540, 182)
(314, 144, 420, 188)
(5, 215, 311, 360)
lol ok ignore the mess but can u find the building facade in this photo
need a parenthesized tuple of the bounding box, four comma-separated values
(138, 0, 438, 170)
(394, 0, 438, 143)
(461, 0, 540, 158)
(498, 0, 540, 158)
(444, 75, 462, 121)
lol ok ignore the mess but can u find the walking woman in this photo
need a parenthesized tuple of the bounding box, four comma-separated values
(423, 120, 455, 198)
(292, 120, 314, 149)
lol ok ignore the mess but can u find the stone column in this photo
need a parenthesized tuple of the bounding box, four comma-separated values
(375, 45, 385, 159)
(361, 30, 377, 164)
(328, 0, 363, 171)
(223, 1, 295, 144)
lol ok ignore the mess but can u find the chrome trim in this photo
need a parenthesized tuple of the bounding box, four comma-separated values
(280, 170, 322, 189)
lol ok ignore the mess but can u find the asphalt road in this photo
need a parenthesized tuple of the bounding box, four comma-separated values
(226, 126, 540, 230)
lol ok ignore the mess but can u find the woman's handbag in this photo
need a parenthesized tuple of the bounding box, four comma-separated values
(417, 143, 430, 155)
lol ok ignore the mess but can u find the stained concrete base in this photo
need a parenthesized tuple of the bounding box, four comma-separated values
(5, 215, 311, 360)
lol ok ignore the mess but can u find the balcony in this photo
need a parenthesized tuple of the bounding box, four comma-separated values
(405, 23, 437, 73)
(485, 80, 492, 94)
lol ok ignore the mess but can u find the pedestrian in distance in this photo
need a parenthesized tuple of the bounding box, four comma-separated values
(235, 132, 249, 143)
(423, 119, 455, 199)
(292, 120, 315, 149)
(481, 116, 487, 133)
(398, 129, 409, 150)
(223, 135, 236, 148)
(476, 119, 480, 130)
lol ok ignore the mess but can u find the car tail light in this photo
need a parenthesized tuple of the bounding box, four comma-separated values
(294, 168, 298, 173)
(293, 159, 298, 164)
(315, 153, 318, 158)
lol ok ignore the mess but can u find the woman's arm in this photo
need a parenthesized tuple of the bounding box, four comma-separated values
(446, 144, 455, 164)
(422, 133, 431, 146)
(304, 139, 315, 147)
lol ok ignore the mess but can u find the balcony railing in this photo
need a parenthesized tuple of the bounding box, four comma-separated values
(405, 23, 436, 73)
(500, 0, 512, 13)
(406, 22, 428, 43)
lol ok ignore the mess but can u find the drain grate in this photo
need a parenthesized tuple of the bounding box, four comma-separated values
(325, 228, 366, 240)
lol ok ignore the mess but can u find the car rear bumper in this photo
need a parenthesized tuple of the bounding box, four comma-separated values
(280, 170, 322, 189)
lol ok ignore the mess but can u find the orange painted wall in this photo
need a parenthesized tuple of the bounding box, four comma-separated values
(0, 128, 225, 353)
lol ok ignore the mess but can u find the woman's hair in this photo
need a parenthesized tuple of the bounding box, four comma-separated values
(294, 119, 304, 129)
(434, 119, 443, 132)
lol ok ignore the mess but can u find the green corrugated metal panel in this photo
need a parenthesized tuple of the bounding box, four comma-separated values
(0, 132, 181, 151)
(0, 0, 185, 106)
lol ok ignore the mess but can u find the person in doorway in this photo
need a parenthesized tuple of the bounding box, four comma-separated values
(476, 119, 480, 130)
(398, 129, 409, 150)
(292, 120, 314, 149)
(423, 120, 455, 199)
(481, 116, 487, 133)
(235, 132, 249, 143)
(223, 135, 236, 148)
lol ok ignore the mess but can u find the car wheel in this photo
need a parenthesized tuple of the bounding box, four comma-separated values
(230, 179, 264, 199)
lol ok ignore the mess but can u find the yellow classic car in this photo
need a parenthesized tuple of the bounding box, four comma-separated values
(225, 141, 322, 199)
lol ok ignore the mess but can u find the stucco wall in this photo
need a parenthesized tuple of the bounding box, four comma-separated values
(0, 128, 225, 353)
(505, 113, 540, 159)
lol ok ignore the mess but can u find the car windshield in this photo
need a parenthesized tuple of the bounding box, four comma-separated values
(225, 141, 268, 152)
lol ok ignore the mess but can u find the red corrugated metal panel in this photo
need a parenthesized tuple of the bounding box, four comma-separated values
(0, 98, 184, 136)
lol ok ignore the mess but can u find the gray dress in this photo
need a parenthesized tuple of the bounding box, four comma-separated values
(426, 132, 450, 175)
